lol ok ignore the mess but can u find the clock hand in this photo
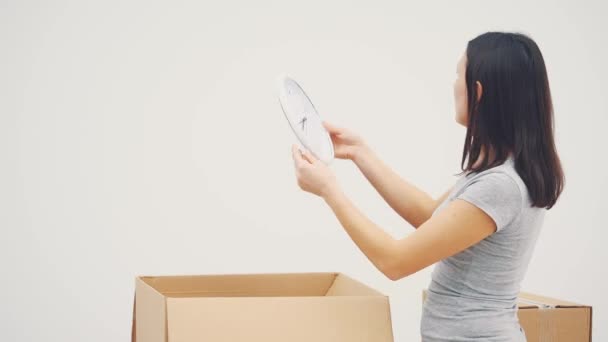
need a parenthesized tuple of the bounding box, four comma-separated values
(298, 116, 307, 131)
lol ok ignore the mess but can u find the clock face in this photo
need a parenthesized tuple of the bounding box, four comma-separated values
(277, 75, 334, 164)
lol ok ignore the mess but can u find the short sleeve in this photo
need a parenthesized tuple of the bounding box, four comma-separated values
(455, 172, 523, 232)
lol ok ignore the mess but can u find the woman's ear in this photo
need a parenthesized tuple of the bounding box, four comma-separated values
(476, 81, 483, 102)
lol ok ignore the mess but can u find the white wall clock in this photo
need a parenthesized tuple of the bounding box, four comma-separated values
(277, 74, 334, 164)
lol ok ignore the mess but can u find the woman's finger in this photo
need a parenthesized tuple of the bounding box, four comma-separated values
(322, 121, 342, 135)
(292, 145, 304, 167)
(301, 149, 317, 164)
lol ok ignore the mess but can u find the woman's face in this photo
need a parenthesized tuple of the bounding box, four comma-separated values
(454, 53, 468, 127)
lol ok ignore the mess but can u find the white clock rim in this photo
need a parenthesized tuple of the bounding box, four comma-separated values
(277, 74, 335, 164)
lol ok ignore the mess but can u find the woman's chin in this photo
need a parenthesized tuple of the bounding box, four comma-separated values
(455, 115, 466, 127)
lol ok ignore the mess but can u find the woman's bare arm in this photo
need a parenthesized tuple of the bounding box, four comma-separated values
(352, 145, 452, 228)
(322, 188, 495, 281)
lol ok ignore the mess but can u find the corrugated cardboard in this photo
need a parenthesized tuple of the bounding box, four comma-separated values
(132, 272, 394, 342)
(517, 292, 592, 342)
(422, 290, 592, 341)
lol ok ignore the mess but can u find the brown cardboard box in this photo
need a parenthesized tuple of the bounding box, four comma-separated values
(517, 292, 592, 341)
(132, 272, 394, 342)
(422, 290, 592, 341)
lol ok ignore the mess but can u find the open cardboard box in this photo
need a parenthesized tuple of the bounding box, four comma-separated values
(422, 290, 592, 341)
(132, 272, 394, 342)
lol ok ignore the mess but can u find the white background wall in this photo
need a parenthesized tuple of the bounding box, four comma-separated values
(1, 1, 606, 341)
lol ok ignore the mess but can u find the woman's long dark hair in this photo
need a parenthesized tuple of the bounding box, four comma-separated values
(461, 32, 564, 209)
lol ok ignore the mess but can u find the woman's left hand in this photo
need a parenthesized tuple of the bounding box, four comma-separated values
(291, 144, 340, 198)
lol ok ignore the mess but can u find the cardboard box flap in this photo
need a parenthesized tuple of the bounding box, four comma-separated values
(134, 277, 167, 342)
(326, 273, 385, 297)
(517, 292, 590, 309)
(165, 296, 394, 341)
(131, 296, 136, 342)
(140, 273, 337, 297)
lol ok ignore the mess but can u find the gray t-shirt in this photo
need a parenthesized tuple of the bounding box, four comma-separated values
(421, 156, 546, 341)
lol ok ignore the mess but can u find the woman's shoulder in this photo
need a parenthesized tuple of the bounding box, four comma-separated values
(461, 157, 532, 209)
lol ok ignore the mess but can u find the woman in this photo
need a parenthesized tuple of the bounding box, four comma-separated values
(291, 31, 564, 341)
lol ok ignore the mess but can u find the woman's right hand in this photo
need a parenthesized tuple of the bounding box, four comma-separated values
(322, 121, 367, 161)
